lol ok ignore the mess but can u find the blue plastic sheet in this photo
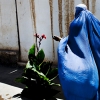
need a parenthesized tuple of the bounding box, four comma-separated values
(57, 5, 100, 100)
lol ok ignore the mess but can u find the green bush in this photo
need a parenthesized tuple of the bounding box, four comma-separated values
(15, 34, 60, 99)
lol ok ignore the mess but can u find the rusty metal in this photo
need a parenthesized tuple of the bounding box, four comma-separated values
(30, 0, 38, 54)
(69, 0, 74, 27)
(64, 0, 74, 35)
(49, 0, 55, 58)
(58, 0, 63, 37)
(49, 0, 53, 36)
(92, 0, 96, 14)
(87, 0, 89, 9)
(82, 0, 89, 9)
(30, 0, 37, 33)
(82, 0, 87, 4)
(64, 0, 69, 35)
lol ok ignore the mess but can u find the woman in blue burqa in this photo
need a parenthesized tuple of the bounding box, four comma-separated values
(54, 4, 100, 100)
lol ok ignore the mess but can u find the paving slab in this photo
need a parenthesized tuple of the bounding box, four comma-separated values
(0, 82, 22, 100)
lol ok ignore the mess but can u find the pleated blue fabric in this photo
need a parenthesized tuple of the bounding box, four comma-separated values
(57, 4, 100, 100)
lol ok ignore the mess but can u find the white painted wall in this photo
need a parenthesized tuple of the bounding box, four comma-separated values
(89, 0, 100, 20)
(0, 0, 99, 64)
(52, 0, 60, 63)
(16, 0, 35, 61)
(16, 0, 100, 64)
(0, 0, 18, 50)
(34, 0, 54, 61)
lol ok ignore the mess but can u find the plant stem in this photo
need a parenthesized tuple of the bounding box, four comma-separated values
(36, 36, 39, 52)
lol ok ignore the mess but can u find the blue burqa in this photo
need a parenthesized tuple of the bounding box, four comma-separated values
(57, 4, 100, 100)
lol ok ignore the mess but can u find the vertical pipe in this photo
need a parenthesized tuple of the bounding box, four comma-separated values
(15, 0, 21, 61)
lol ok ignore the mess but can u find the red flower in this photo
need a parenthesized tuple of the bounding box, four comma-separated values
(41, 34, 46, 39)
(34, 33, 39, 38)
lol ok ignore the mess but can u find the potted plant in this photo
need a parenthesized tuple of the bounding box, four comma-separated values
(15, 33, 60, 100)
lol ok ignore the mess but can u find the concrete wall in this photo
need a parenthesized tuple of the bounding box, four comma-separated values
(17, 0, 100, 64)
(0, 0, 99, 64)
(0, 0, 19, 64)
(0, 0, 18, 50)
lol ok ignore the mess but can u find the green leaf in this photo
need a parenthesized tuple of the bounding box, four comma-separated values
(36, 49, 45, 64)
(28, 44, 35, 56)
(47, 68, 58, 80)
(33, 63, 40, 71)
(28, 44, 36, 65)
(15, 77, 37, 88)
(45, 62, 53, 76)
(49, 75, 58, 82)
(26, 61, 32, 69)
(23, 69, 34, 79)
(50, 83, 60, 86)
(31, 67, 50, 83)
(15, 77, 25, 83)
(39, 62, 49, 74)
(38, 61, 52, 75)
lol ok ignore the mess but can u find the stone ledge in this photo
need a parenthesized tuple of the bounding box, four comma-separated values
(0, 50, 18, 64)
